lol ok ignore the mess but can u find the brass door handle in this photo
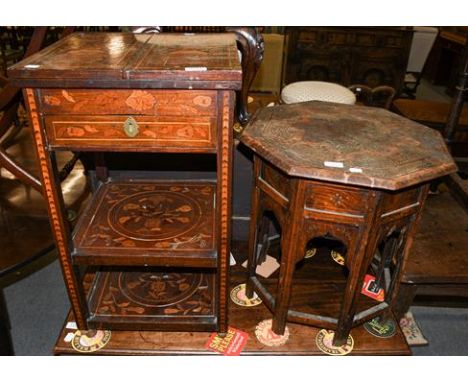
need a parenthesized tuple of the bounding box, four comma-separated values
(123, 117, 139, 137)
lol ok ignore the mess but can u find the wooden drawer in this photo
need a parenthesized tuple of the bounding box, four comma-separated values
(44, 114, 216, 151)
(40, 89, 217, 116)
(304, 182, 369, 217)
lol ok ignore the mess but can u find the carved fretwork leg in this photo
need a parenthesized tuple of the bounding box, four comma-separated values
(271, 180, 305, 335)
(381, 186, 429, 323)
(334, 193, 381, 347)
(246, 156, 262, 299)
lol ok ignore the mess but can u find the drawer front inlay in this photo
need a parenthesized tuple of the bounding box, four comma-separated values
(304, 183, 369, 217)
(40, 89, 217, 116)
(44, 115, 216, 150)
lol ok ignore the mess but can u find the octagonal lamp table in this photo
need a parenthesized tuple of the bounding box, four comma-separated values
(240, 101, 457, 346)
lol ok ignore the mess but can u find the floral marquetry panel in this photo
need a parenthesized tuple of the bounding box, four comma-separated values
(39, 89, 217, 116)
(87, 269, 217, 330)
(73, 181, 217, 268)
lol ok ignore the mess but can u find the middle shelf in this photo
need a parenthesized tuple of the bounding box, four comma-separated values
(72, 180, 218, 268)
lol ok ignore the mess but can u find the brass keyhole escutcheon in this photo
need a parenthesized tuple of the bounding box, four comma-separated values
(123, 116, 139, 138)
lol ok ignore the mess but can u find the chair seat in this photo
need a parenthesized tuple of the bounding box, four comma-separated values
(281, 81, 356, 105)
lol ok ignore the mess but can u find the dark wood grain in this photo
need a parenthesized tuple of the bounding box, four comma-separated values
(284, 27, 413, 94)
(53, 266, 411, 355)
(240, 101, 457, 190)
(402, 189, 468, 284)
(8, 33, 242, 90)
(241, 99, 455, 346)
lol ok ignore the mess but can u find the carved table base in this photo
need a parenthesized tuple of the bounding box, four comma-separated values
(246, 156, 429, 346)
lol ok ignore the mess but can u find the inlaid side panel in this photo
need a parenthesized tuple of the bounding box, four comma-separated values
(304, 181, 369, 218)
(24, 88, 88, 328)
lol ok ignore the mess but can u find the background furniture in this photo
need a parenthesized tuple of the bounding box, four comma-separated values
(0, 26, 87, 355)
(402, 27, 439, 98)
(240, 101, 456, 346)
(394, 40, 468, 318)
(280, 81, 356, 105)
(283, 27, 413, 95)
(424, 27, 468, 96)
(9, 32, 241, 334)
(250, 33, 284, 95)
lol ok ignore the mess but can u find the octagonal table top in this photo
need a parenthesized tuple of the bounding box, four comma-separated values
(240, 101, 457, 190)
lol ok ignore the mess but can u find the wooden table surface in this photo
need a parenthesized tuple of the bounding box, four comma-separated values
(240, 101, 456, 190)
(54, 264, 411, 355)
(8, 32, 242, 90)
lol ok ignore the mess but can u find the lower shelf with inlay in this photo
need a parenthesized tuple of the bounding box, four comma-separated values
(86, 267, 217, 331)
(72, 179, 218, 268)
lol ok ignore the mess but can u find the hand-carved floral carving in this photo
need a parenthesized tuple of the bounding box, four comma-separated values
(125, 90, 156, 112)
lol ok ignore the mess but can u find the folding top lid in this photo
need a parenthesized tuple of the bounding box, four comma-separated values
(8, 32, 242, 90)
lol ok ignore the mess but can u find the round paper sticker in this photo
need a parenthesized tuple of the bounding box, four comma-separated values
(305, 248, 317, 259)
(230, 283, 262, 307)
(255, 319, 290, 347)
(315, 329, 354, 356)
(71, 329, 111, 353)
(331, 250, 345, 266)
(364, 317, 397, 338)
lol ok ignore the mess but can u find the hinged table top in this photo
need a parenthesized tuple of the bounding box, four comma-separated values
(8, 32, 242, 90)
(240, 101, 457, 190)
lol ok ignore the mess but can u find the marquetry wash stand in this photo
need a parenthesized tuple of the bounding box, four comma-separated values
(240, 101, 456, 346)
(8, 33, 241, 334)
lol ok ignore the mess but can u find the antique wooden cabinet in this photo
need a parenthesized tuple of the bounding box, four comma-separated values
(283, 27, 413, 93)
(8, 32, 242, 333)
